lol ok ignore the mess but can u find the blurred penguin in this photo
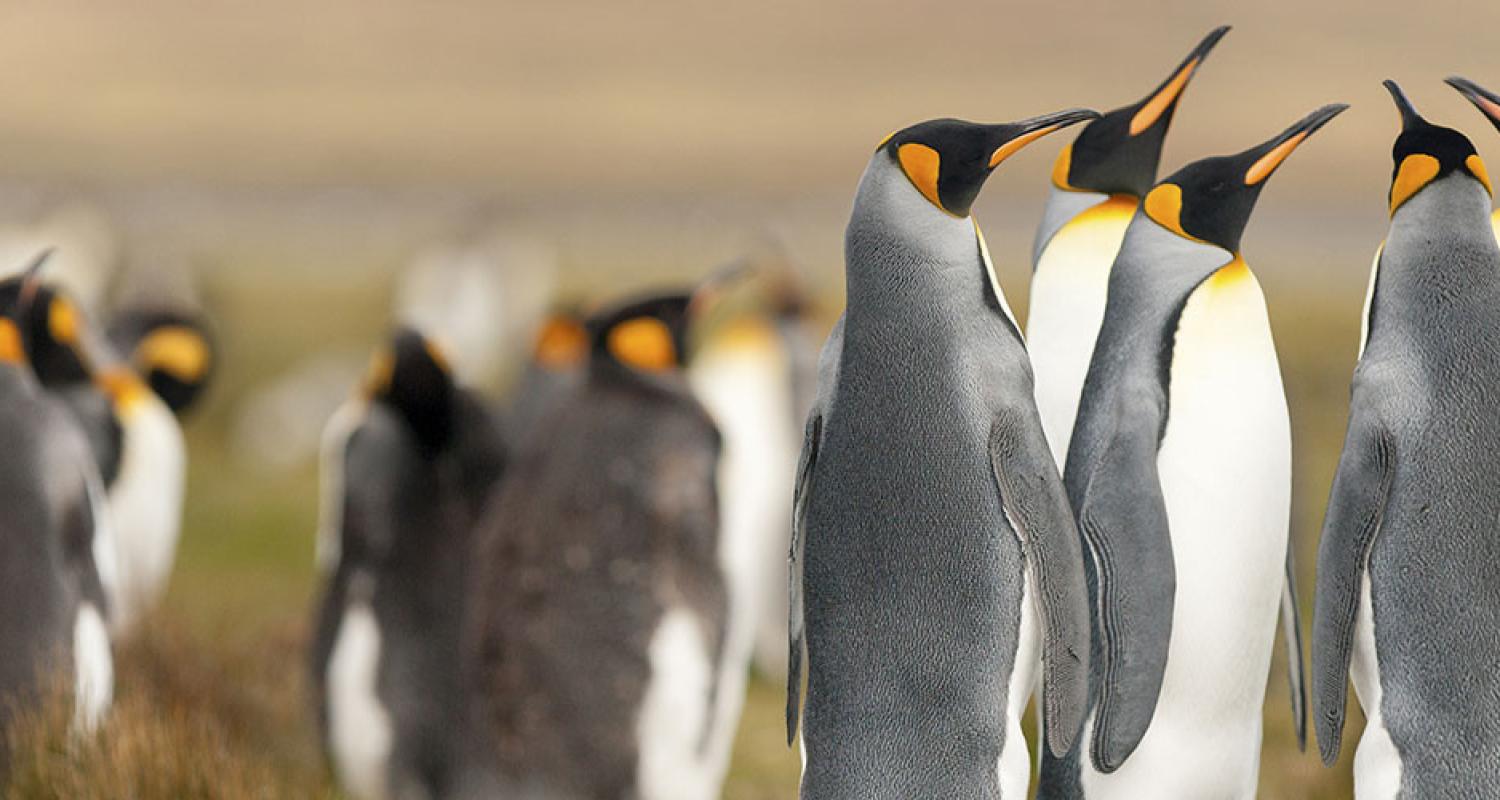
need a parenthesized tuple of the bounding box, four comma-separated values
(107, 307, 216, 417)
(396, 233, 557, 389)
(0, 266, 184, 637)
(463, 270, 748, 800)
(506, 306, 588, 437)
(0, 253, 115, 774)
(687, 263, 822, 683)
(312, 328, 508, 800)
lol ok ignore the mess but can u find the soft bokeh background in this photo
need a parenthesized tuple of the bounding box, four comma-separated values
(3, 1, 1500, 797)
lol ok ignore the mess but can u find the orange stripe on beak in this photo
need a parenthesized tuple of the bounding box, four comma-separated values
(1130, 58, 1199, 136)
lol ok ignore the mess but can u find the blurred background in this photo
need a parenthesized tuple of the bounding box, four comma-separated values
(2, 1, 1499, 797)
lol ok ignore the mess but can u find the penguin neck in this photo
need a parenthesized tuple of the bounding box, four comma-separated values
(1378, 176, 1500, 331)
(843, 159, 991, 317)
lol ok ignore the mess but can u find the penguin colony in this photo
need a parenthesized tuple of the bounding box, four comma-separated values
(0, 26, 1494, 800)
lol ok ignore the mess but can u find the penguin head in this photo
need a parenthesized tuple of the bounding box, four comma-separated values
(0, 250, 94, 385)
(529, 309, 589, 372)
(362, 328, 456, 456)
(1385, 80, 1492, 216)
(1054, 25, 1230, 198)
(586, 260, 752, 377)
(1448, 76, 1500, 136)
(876, 108, 1099, 218)
(110, 309, 216, 415)
(1142, 103, 1347, 253)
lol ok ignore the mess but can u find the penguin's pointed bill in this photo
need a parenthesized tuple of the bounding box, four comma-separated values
(1142, 103, 1348, 252)
(1056, 25, 1230, 196)
(1447, 76, 1500, 134)
(1384, 80, 1492, 215)
(881, 109, 1099, 217)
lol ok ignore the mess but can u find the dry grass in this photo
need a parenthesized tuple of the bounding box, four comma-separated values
(4, 619, 332, 800)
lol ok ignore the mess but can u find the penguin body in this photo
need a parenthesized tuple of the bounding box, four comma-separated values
(506, 309, 588, 439)
(0, 274, 185, 635)
(1043, 105, 1345, 796)
(1028, 27, 1228, 468)
(1312, 84, 1500, 795)
(311, 329, 508, 800)
(466, 286, 744, 800)
(788, 112, 1095, 798)
(0, 314, 114, 775)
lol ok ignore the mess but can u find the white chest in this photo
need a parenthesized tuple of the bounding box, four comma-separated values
(107, 395, 187, 634)
(327, 601, 394, 800)
(634, 607, 720, 800)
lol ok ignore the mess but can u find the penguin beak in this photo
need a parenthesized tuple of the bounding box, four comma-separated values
(687, 257, 757, 321)
(1446, 76, 1500, 133)
(1129, 25, 1231, 136)
(1384, 79, 1432, 133)
(14, 247, 56, 323)
(988, 108, 1101, 168)
(1241, 103, 1348, 185)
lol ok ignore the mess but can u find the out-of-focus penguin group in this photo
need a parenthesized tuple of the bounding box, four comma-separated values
(4, 22, 1500, 800)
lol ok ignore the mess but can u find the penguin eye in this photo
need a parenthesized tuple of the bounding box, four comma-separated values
(607, 316, 678, 372)
(135, 326, 211, 384)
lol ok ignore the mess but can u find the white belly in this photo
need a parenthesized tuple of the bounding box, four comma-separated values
(328, 602, 394, 800)
(1027, 199, 1135, 468)
(635, 607, 719, 800)
(72, 602, 114, 733)
(1082, 263, 1290, 797)
(1351, 573, 1401, 798)
(108, 395, 186, 635)
(1000, 565, 1040, 797)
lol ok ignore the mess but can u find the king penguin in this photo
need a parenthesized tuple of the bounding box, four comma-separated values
(0, 257, 115, 774)
(1446, 76, 1500, 243)
(787, 108, 1096, 799)
(0, 271, 185, 637)
(107, 306, 217, 417)
(1028, 26, 1229, 469)
(1041, 103, 1346, 798)
(1311, 82, 1500, 797)
(311, 327, 507, 800)
(463, 276, 747, 800)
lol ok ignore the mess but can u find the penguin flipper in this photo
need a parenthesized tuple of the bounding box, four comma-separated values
(1078, 407, 1175, 773)
(786, 411, 820, 747)
(989, 408, 1090, 757)
(1312, 412, 1395, 766)
(1281, 545, 1307, 751)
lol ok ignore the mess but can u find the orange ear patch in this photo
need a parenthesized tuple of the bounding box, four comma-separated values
(0, 318, 22, 365)
(49, 297, 79, 345)
(1130, 57, 1199, 135)
(607, 317, 677, 372)
(1143, 183, 1201, 242)
(1467, 154, 1494, 196)
(135, 326, 210, 383)
(535, 316, 588, 368)
(897, 142, 947, 213)
(1390, 153, 1441, 215)
(1050, 144, 1076, 190)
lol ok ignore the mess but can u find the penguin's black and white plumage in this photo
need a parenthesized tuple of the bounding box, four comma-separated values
(1028, 26, 1228, 469)
(311, 328, 507, 800)
(0, 268, 185, 637)
(107, 306, 216, 417)
(788, 110, 1096, 798)
(0, 297, 115, 774)
(1447, 76, 1500, 243)
(1312, 83, 1500, 797)
(1040, 104, 1345, 797)
(465, 283, 745, 800)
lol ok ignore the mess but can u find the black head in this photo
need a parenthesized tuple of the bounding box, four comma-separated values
(0, 250, 94, 386)
(878, 108, 1099, 217)
(109, 308, 216, 415)
(1446, 76, 1500, 136)
(585, 260, 753, 376)
(1385, 80, 1492, 215)
(363, 327, 456, 455)
(1142, 103, 1347, 252)
(1057, 25, 1230, 198)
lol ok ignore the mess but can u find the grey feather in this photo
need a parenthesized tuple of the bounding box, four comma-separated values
(1280, 543, 1307, 752)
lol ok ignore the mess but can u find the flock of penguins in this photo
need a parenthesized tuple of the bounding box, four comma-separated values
(3, 23, 1500, 800)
